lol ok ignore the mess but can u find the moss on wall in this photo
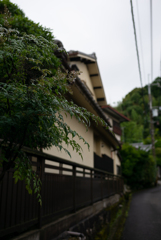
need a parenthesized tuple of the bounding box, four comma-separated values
(95, 193, 132, 240)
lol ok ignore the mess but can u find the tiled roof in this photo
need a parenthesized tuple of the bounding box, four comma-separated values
(101, 105, 130, 122)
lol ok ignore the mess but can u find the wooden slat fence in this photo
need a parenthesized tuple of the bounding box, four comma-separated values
(0, 148, 124, 238)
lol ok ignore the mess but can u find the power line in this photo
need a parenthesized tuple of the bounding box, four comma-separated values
(150, 0, 153, 84)
(130, 0, 147, 140)
(130, 0, 143, 89)
(136, 0, 146, 85)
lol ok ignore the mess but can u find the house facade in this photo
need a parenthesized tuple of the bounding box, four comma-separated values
(0, 47, 126, 239)
(101, 105, 130, 174)
(43, 48, 129, 175)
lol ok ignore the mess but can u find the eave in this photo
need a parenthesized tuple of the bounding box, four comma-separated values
(101, 105, 130, 122)
(68, 50, 107, 106)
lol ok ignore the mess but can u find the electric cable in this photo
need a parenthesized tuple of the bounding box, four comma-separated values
(130, 0, 143, 89)
(136, 0, 146, 85)
(130, 0, 147, 138)
(150, 0, 153, 84)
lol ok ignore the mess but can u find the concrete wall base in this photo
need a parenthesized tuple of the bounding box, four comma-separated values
(12, 194, 120, 240)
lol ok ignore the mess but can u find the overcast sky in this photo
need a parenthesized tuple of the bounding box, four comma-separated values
(11, 0, 161, 106)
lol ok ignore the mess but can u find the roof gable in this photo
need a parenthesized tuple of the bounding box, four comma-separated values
(68, 50, 107, 106)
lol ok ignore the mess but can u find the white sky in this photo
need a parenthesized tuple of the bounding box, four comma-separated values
(11, 0, 161, 106)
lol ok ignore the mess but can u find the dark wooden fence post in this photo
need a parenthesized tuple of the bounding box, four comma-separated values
(83, 168, 85, 177)
(90, 170, 93, 205)
(101, 173, 103, 200)
(73, 166, 76, 212)
(122, 178, 124, 193)
(107, 174, 109, 196)
(113, 175, 114, 194)
(38, 156, 45, 229)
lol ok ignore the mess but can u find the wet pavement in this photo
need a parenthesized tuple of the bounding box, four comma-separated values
(122, 184, 161, 240)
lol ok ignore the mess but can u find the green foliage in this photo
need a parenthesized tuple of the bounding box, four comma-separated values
(143, 135, 151, 144)
(0, 0, 25, 17)
(0, 6, 107, 203)
(121, 144, 156, 189)
(116, 77, 161, 143)
(155, 138, 161, 148)
(131, 109, 138, 122)
(121, 121, 143, 143)
(154, 138, 161, 166)
(0, 0, 54, 40)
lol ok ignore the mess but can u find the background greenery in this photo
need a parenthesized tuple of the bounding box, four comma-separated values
(116, 77, 161, 144)
(115, 77, 161, 187)
(120, 144, 156, 189)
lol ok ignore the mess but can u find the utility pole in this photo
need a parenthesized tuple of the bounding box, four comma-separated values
(148, 75, 156, 160)
(160, 51, 161, 77)
(149, 0, 157, 186)
(150, 0, 156, 162)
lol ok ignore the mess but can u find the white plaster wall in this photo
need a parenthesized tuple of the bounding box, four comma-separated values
(43, 112, 94, 168)
(100, 142, 111, 158)
(113, 152, 121, 175)
(115, 134, 121, 141)
(115, 153, 121, 166)
(93, 137, 97, 153)
(94, 136, 101, 157)
(103, 112, 113, 131)
(71, 61, 96, 100)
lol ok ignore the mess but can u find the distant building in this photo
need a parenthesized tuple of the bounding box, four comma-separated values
(130, 142, 152, 152)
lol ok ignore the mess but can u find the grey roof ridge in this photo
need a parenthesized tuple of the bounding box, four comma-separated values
(68, 50, 96, 60)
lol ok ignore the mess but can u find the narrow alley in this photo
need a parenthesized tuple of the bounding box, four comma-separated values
(122, 184, 161, 240)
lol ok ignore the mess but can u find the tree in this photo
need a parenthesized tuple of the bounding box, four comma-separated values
(0, 7, 107, 203)
(121, 144, 155, 189)
(0, 0, 53, 41)
(121, 121, 143, 143)
(154, 138, 161, 166)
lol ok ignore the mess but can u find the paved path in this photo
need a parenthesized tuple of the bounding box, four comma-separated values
(122, 185, 161, 240)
